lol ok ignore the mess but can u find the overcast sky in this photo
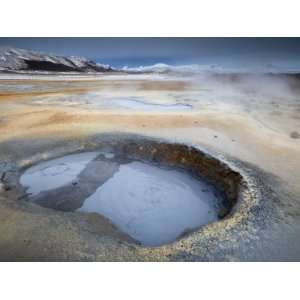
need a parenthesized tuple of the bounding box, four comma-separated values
(0, 38, 300, 68)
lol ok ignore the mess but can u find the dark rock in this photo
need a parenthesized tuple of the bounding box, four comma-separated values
(0, 46, 115, 73)
(290, 131, 300, 139)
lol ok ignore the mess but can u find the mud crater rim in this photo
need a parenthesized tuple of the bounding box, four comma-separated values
(16, 136, 247, 247)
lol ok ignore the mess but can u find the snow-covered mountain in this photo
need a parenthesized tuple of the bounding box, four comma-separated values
(122, 62, 300, 75)
(122, 63, 223, 74)
(0, 47, 114, 73)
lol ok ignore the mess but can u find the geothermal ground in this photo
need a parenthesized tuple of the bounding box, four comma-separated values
(0, 72, 299, 261)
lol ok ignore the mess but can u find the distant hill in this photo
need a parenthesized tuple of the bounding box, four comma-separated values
(0, 47, 114, 73)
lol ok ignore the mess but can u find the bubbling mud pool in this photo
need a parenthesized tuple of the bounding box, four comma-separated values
(20, 151, 223, 246)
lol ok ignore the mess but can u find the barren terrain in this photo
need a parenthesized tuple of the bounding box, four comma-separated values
(0, 72, 299, 260)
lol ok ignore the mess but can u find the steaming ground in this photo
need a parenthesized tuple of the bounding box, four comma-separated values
(0, 72, 299, 193)
(0, 72, 300, 260)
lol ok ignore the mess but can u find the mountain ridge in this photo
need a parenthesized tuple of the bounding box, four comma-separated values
(0, 46, 114, 73)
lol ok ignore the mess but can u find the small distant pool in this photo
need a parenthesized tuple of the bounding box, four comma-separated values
(102, 98, 193, 111)
(31, 94, 193, 112)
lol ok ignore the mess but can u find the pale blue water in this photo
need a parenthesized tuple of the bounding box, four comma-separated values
(78, 161, 219, 246)
(20, 152, 99, 196)
(20, 153, 221, 246)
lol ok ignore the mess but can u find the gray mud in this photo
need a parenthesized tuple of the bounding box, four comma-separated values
(0, 133, 299, 261)
(19, 150, 222, 246)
